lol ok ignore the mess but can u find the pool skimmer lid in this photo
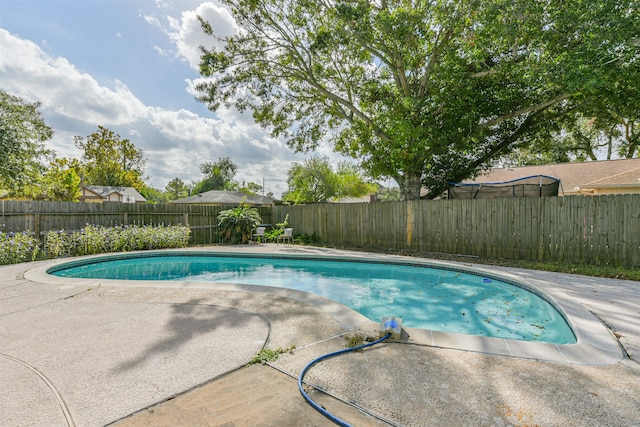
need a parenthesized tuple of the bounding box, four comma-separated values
(379, 316, 403, 339)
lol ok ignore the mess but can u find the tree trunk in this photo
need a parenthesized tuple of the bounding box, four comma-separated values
(399, 173, 422, 201)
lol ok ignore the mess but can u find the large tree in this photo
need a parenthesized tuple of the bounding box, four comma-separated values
(0, 90, 53, 193)
(503, 112, 639, 167)
(284, 156, 336, 203)
(505, 41, 640, 167)
(283, 156, 376, 203)
(192, 157, 238, 194)
(196, 0, 638, 199)
(333, 161, 378, 200)
(74, 125, 146, 190)
(37, 158, 82, 201)
(165, 177, 190, 200)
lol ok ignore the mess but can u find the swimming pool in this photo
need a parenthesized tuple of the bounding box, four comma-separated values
(48, 252, 576, 344)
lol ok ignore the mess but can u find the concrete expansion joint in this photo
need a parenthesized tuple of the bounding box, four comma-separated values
(0, 352, 75, 427)
(619, 358, 640, 372)
(267, 361, 401, 427)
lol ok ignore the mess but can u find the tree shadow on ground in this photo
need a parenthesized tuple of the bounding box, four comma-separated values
(112, 299, 263, 374)
(299, 340, 640, 426)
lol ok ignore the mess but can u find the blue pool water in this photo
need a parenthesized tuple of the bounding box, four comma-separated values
(48, 253, 576, 344)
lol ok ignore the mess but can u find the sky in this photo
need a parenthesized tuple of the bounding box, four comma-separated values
(0, 0, 348, 197)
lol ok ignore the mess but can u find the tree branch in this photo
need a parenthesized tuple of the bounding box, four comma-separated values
(419, 28, 454, 97)
(480, 93, 572, 129)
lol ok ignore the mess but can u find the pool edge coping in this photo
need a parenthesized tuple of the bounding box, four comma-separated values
(24, 248, 624, 366)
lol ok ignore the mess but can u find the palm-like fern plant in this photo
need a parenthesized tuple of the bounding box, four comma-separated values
(217, 203, 262, 243)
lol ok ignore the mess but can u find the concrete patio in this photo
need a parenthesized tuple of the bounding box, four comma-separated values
(1, 245, 639, 426)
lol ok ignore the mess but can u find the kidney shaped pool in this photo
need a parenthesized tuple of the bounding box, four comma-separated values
(47, 252, 576, 344)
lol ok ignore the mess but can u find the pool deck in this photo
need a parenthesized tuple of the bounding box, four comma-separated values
(1, 245, 639, 426)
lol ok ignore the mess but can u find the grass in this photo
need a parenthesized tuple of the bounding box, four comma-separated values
(248, 345, 296, 365)
(322, 245, 640, 282)
(505, 259, 640, 281)
(345, 333, 366, 351)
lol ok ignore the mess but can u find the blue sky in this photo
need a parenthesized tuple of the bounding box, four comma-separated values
(0, 0, 342, 196)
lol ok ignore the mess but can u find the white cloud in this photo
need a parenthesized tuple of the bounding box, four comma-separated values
(155, 0, 172, 9)
(0, 4, 353, 199)
(152, 44, 171, 56)
(0, 29, 147, 126)
(148, 107, 224, 146)
(163, 2, 236, 70)
(143, 14, 161, 27)
(0, 27, 305, 196)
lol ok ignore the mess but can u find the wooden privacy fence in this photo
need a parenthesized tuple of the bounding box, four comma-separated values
(2, 195, 638, 267)
(0, 201, 272, 246)
(273, 194, 640, 268)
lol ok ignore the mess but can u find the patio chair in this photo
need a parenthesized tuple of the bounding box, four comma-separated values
(276, 228, 294, 246)
(252, 226, 266, 244)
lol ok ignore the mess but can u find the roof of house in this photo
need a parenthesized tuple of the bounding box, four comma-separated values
(170, 190, 275, 205)
(468, 158, 640, 194)
(83, 185, 147, 202)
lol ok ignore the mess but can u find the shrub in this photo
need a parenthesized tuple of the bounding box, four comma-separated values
(295, 232, 320, 245)
(44, 230, 72, 258)
(149, 224, 191, 249)
(44, 224, 191, 258)
(265, 214, 289, 242)
(0, 231, 40, 265)
(73, 224, 108, 256)
(218, 204, 262, 243)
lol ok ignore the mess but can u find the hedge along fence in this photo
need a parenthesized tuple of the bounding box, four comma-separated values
(43, 224, 191, 258)
(0, 201, 272, 246)
(0, 224, 192, 266)
(2, 195, 638, 267)
(272, 194, 640, 268)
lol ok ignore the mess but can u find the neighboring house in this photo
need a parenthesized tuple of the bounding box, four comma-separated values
(170, 190, 275, 205)
(80, 185, 147, 203)
(464, 158, 640, 196)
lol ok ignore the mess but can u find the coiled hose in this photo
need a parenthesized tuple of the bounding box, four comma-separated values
(298, 333, 392, 427)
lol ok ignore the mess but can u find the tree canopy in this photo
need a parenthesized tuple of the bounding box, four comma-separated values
(197, 0, 639, 199)
(283, 156, 376, 203)
(26, 158, 82, 201)
(192, 157, 239, 194)
(0, 89, 53, 193)
(502, 114, 630, 167)
(74, 125, 146, 190)
(165, 177, 190, 200)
